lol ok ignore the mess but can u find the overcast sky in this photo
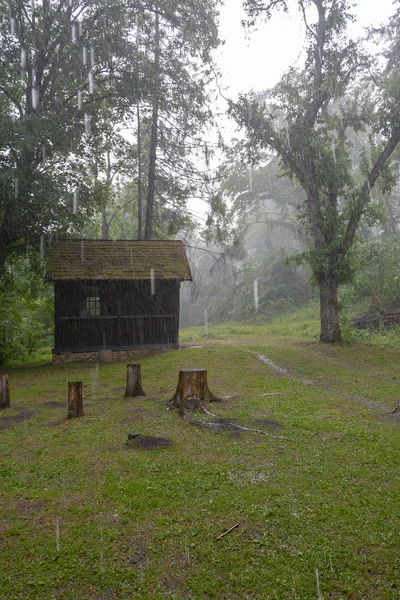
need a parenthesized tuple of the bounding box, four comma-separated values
(216, 0, 396, 98)
(191, 1, 397, 218)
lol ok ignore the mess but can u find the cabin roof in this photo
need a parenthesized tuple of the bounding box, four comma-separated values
(46, 239, 192, 281)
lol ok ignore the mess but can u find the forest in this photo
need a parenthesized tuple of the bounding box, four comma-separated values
(2, 0, 400, 364)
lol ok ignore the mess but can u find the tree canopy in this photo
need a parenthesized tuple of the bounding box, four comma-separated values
(0, 0, 221, 268)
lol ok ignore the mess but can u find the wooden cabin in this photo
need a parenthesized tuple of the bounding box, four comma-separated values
(46, 240, 192, 361)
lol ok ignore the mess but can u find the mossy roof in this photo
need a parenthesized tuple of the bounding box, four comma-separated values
(45, 240, 192, 281)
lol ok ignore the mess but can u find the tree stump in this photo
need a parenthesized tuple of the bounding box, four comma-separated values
(67, 381, 84, 418)
(125, 364, 146, 397)
(0, 373, 10, 408)
(169, 368, 220, 417)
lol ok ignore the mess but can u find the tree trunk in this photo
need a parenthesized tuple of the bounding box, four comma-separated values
(144, 7, 160, 241)
(137, 98, 143, 240)
(67, 381, 84, 418)
(169, 369, 220, 417)
(125, 364, 146, 397)
(319, 272, 341, 343)
(0, 373, 10, 408)
(101, 210, 109, 240)
(0, 237, 9, 275)
(136, 14, 143, 240)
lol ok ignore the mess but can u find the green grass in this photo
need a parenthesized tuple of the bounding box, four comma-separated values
(1, 319, 400, 599)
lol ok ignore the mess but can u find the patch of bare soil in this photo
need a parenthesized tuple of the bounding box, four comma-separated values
(13, 498, 49, 515)
(254, 352, 314, 385)
(252, 418, 282, 430)
(129, 535, 147, 568)
(42, 401, 65, 408)
(190, 418, 284, 438)
(327, 388, 395, 415)
(190, 417, 242, 432)
(0, 408, 37, 430)
(125, 434, 172, 450)
(312, 431, 351, 441)
(382, 408, 400, 424)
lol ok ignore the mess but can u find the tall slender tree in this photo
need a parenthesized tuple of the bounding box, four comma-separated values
(131, 0, 221, 240)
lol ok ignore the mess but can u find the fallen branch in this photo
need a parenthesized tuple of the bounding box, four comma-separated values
(216, 523, 239, 540)
(388, 405, 399, 414)
(226, 422, 270, 435)
(190, 419, 287, 439)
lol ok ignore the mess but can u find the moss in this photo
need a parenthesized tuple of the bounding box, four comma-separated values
(46, 240, 192, 281)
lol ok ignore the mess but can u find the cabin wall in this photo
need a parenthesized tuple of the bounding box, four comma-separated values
(54, 279, 181, 352)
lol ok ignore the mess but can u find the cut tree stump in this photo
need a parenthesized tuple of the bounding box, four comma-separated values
(0, 373, 10, 408)
(169, 368, 220, 417)
(67, 381, 84, 418)
(125, 364, 146, 397)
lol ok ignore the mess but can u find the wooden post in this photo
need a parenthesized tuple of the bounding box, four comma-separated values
(0, 373, 10, 408)
(169, 368, 220, 417)
(98, 349, 112, 363)
(67, 382, 84, 418)
(125, 364, 146, 397)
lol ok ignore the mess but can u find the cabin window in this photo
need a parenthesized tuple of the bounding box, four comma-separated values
(81, 286, 101, 316)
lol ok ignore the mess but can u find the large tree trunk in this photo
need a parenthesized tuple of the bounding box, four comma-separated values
(319, 272, 341, 343)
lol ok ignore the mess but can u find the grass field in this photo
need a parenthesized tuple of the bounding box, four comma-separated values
(1, 313, 400, 599)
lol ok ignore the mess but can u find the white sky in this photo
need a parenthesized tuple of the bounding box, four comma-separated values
(216, 0, 396, 98)
(190, 0, 397, 219)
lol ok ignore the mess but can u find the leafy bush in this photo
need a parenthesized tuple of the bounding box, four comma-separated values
(350, 237, 400, 305)
(0, 252, 53, 366)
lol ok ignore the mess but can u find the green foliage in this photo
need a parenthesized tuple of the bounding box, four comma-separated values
(0, 0, 139, 267)
(0, 252, 53, 367)
(197, 251, 313, 325)
(350, 237, 400, 305)
(234, 252, 313, 320)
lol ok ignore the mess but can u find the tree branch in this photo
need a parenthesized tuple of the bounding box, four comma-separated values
(342, 128, 400, 254)
(299, 0, 317, 41)
(0, 86, 23, 117)
(302, 0, 329, 128)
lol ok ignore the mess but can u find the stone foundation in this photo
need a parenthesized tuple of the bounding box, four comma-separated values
(52, 347, 177, 365)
